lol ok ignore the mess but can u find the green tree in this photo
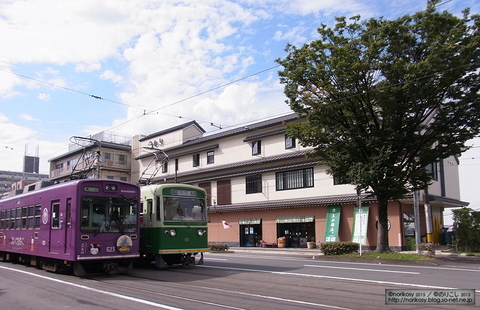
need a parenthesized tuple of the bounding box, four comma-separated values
(276, 8, 480, 252)
(452, 208, 480, 252)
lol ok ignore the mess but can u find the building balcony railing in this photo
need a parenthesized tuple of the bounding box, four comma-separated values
(50, 160, 131, 179)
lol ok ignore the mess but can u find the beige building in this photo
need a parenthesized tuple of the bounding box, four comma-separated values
(132, 113, 467, 251)
(49, 131, 132, 182)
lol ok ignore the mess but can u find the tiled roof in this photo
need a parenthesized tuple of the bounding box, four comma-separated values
(209, 194, 377, 212)
(182, 113, 299, 147)
(139, 120, 205, 142)
(152, 149, 317, 183)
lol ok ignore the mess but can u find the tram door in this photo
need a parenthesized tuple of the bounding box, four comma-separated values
(143, 198, 154, 247)
(49, 199, 71, 255)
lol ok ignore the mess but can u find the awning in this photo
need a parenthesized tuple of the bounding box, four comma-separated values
(239, 218, 261, 225)
(276, 216, 314, 223)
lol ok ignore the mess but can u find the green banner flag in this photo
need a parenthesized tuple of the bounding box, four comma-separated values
(352, 206, 369, 245)
(324, 205, 341, 242)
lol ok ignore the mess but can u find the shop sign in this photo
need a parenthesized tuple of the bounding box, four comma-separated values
(352, 206, 369, 245)
(324, 205, 341, 242)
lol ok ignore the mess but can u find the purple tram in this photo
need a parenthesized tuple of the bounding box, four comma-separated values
(0, 179, 140, 276)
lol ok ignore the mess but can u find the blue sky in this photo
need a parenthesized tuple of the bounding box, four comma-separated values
(1, 0, 479, 217)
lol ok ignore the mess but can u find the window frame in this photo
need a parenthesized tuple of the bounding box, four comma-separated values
(162, 160, 168, 173)
(193, 154, 200, 167)
(246, 175, 262, 194)
(285, 136, 296, 149)
(252, 140, 261, 155)
(276, 167, 314, 191)
(207, 151, 214, 164)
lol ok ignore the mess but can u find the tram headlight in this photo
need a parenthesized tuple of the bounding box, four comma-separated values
(164, 229, 177, 236)
(105, 184, 117, 191)
(197, 229, 207, 236)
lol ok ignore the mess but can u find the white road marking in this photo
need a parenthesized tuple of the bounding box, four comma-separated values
(199, 265, 477, 291)
(0, 265, 182, 310)
(304, 264, 419, 274)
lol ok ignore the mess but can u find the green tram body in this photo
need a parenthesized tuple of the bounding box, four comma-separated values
(139, 184, 209, 267)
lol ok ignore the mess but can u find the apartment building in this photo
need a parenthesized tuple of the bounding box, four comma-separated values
(49, 131, 132, 182)
(0, 170, 49, 198)
(133, 113, 467, 251)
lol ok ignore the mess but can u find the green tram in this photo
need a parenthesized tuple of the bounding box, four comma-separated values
(138, 183, 209, 267)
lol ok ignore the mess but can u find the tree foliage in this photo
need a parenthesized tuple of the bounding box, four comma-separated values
(276, 8, 480, 252)
(452, 208, 480, 252)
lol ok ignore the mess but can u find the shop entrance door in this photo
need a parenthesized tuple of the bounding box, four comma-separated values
(240, 224, 262, 247)
(277, 222, 315, 248)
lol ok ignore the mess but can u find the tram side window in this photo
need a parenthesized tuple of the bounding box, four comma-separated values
(34, 205, 41, 228)
(22, 206, 28, 229)
(0, 210, 4, 229)
(5, 209, 10, 229)
(27, 205, 35, 228)
(66, 201, 72, 228)
(52, 203, 60, 229)
(156, 197, 161, 221)
(16, 208, 21, 229)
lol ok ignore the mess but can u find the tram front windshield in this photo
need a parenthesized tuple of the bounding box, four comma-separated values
(163, 196, 205, 221)
(81, 196, 138, 233)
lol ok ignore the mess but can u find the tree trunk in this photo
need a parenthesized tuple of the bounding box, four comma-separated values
(376, 194, 391, 252)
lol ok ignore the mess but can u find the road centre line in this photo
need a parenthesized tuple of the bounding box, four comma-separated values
(304, 264, 419, 274)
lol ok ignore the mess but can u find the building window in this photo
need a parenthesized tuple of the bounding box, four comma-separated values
(285, 136, 296, 149)
(162, 160, 168, 173)
(252, 140, 261, 155)
(276, 168, 314, 191)
(193, 154, 200, 167)
(246, 175, 262, 194)
(207, 151, 214, 164)
(217, 180, 231, 205)
(426, 162, 438, 181)
(104, 152, 112, 160)
(118, 154, 126, 165)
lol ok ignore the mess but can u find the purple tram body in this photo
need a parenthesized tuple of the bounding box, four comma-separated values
(0, 179, 140, 276)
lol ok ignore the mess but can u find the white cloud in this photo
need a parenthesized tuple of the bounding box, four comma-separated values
(0, 113, 65, 174)
(37, 93, 51, 101)
(2, 0, 460, 174)
(100, 70, 124, 84)
(273, 25, 308, 46)
(20, 113, 40, 121)
(75, 63, 102, 73)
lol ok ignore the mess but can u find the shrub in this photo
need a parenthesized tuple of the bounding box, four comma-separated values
(209, 243, 229, 251)
(419, 243, 435, 256)
(320, 241, 359, 255)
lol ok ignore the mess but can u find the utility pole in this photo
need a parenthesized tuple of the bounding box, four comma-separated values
(424, 188, 434, 243)
(357, 188, 362, 256)
(413, 190, 422, 254)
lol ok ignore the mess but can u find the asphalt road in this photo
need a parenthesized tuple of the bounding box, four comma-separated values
(0, 250, 478, 310)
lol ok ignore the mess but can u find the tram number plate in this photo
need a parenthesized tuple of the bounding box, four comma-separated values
(106, 246, 116, 253)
